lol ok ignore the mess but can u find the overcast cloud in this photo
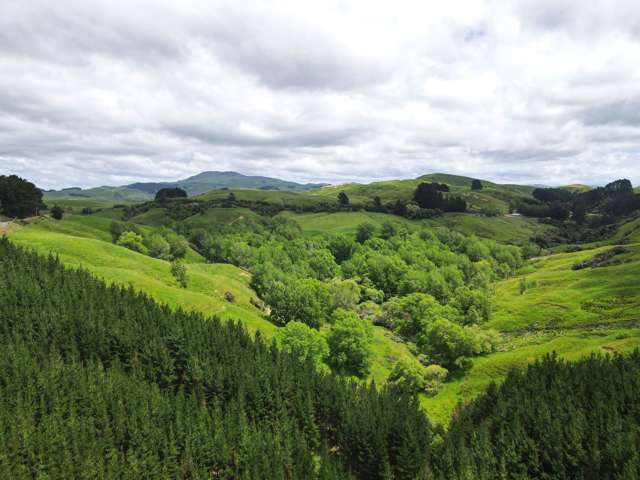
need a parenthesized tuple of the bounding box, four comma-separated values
(1, 0, 640, 189)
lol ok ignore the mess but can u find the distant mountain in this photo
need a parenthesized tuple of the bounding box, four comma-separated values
(127, 171, 328, 196)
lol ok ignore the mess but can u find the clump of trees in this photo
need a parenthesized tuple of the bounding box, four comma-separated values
(521, 179, 640, 248)
(50, 205, 64, 220)
(110, 221, 188, 261)
(186, 213, 521, 378)
(0, 175, 44, 218)
(413, 182, 467, 212)
(155, 187, 187, 202)
(471, 179, 483, 190)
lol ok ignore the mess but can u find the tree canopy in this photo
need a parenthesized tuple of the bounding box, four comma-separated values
(0, 175, 44, 218)
(155, 187, 187, 202)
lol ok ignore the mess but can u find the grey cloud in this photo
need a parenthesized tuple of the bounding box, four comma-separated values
(1, 0, 640, 189)
(580, 99, 640, 127)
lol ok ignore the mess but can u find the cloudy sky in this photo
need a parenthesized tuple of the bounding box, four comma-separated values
(1, 0, 640, 189)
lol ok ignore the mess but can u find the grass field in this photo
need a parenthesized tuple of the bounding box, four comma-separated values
(278, 210, 547, 244)
(44, 186, 153, 203)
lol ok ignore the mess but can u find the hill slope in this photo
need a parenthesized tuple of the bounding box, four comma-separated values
(423, 242, 640, 423)
(309, 173, 535, 213)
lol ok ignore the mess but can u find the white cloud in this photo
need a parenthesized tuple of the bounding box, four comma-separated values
(0, 0, 639, 189)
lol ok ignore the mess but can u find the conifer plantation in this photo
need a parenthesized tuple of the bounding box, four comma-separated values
(0, 239, 432, 479)
(436, 353, 640, 479)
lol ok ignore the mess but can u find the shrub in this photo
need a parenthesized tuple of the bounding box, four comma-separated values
(50, 205, 64, 220)
(116, 231, 148, 254)
(327, 309, 373, 377)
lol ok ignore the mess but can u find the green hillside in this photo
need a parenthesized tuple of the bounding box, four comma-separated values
(9, 217, 271, 335)
(423, 241, 640, 424)
(9, 194, 640, 429)
(309, 173, 534, 213)
(278, 210, 548, 245)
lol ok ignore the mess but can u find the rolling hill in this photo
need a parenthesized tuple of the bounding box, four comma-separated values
(309, 173, 535, 213)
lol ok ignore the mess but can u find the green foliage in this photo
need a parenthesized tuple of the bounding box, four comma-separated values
(154, 187, 187, 201)
(383, 293, 457, 339)
(50, 205, 64, 220)
(116, 230, 148, 254)
(146, 233, 172, 259)
(356, 222, 376, 243)
(337, 191, 349, 206)
(0, 239, 433, 479)
(277, 321, 329, 371)
(388, 357, 429, 393)
(0, 174, 43, 218)
(436, 353, 640, 479)
(170, 259, 188, 288)
(327, 309, 373, 377)
(417, 318, 477, 373)
(423, 364, 449, 395)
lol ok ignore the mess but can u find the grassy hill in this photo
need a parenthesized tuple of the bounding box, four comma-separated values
(562, 183, 592, 193)
(422, 241, 640, 424)
(9, 216, 271, 334)
(309, 173, 535, 214)
(278, 210, 549, 245)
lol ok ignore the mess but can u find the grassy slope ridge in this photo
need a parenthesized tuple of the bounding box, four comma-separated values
(9, 216, 273, 336)
(277, 210, 549, 245)
(308, 173, 535, 213)
(9, 213, 413, 384)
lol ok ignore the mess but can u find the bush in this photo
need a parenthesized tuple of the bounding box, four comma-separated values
(327, 309, 373, 377)
(356, 222, 375, 244)
(417, 318, 476, 373)
(388, 357, 428, 393)
(50, 205, 64, 220)
(424, 364, 449, 395)
(116, 231, 148, 254)
(170, 259, 188, 288)
(277, 321, 329, 371)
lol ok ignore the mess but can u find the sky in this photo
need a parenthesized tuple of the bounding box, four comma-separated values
(1, 0, 640, 190)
